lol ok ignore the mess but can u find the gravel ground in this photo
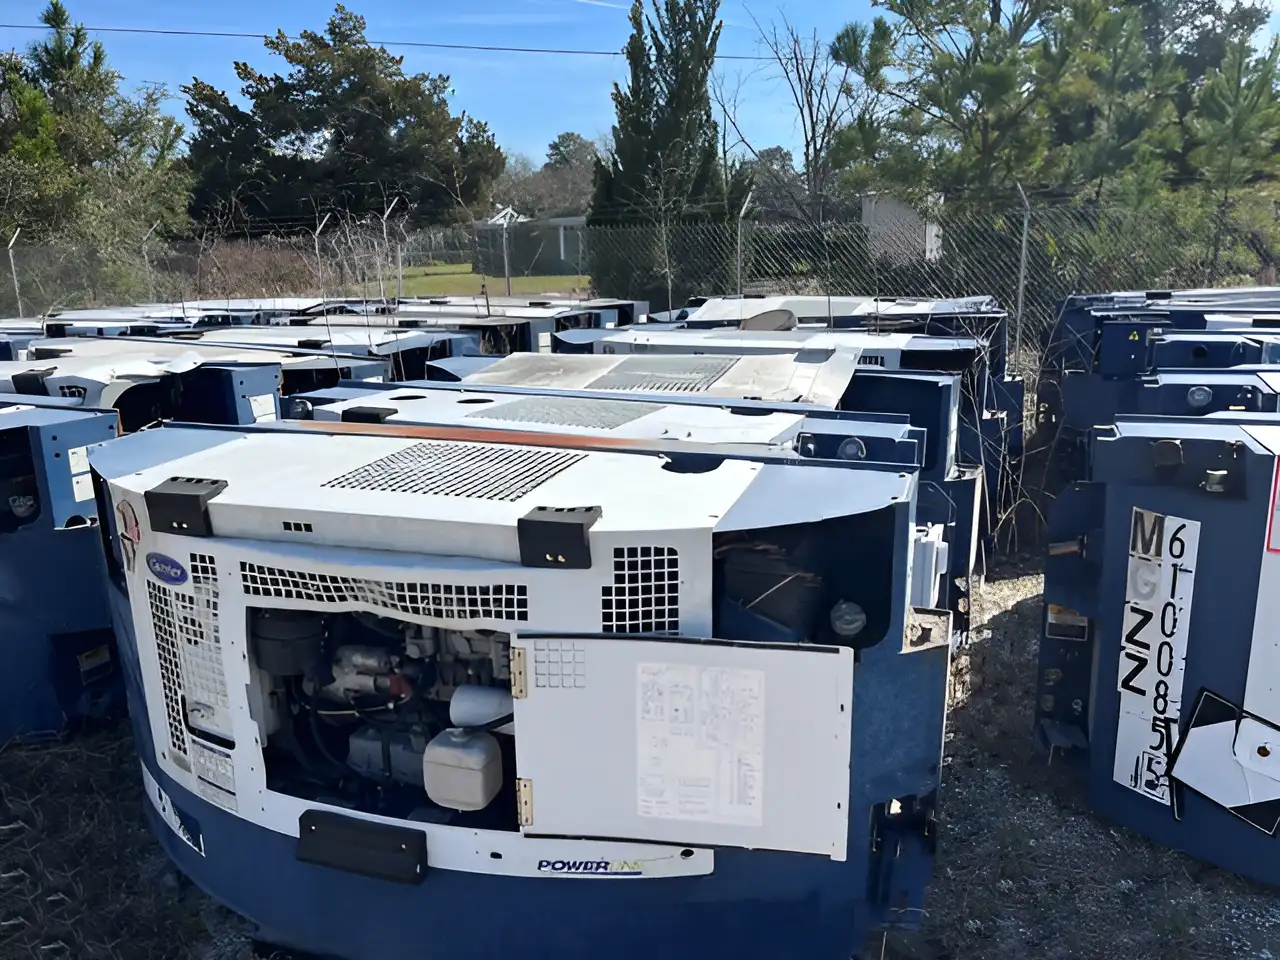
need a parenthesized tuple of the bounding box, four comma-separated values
(3, 560, 1280, 960)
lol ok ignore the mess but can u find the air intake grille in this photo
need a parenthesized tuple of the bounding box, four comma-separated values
(146, 580, 189, 758)
(585, 356, 736, 393)
(859, 354, 886, 366)
(145, 553, 233, 752)
(183, 554, 231, 742)
(471, 395, 666, 430)
(602, 546, 679, 634)
(240, 562, 530, 622)
(320, 442, 584, 502)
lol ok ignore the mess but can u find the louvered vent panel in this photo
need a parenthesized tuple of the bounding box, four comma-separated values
(320, 442, 585, 502)
(601, 546, 680, 634)
(240, 562, 530, 622)
(585, 357, 736, 393)
(470, 395, 666, 430)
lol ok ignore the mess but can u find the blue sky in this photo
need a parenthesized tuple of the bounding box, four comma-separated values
(0, 0, 867, 162)
(1, 0, 1277, 164)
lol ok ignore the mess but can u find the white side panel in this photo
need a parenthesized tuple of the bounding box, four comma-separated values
(512, 634, 854, 859)
(1243, 454, 1280, 725)
(1111, 507, 1200, 805)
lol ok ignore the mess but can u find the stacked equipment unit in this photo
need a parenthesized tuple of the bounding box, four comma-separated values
(1037, 285, 1280, 887)
(91, 416, 949, 960)
(285, 375, 978, 646)
(0, 395, 120, 741)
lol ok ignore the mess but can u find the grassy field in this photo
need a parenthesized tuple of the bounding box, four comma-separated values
(393, 263, 591, 298)
(4, 560, 1280, 959)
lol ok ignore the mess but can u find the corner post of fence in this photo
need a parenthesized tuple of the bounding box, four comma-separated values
(141, 220, 160, 303)
(1014, 183, 1031, 370)
(395, 243, 403, 299)
(736, 189, 754, 297)
(6, 228, 21, 318)
(501, 221, 512, 297)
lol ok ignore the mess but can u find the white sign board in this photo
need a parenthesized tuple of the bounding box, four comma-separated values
(1112, 507, 1200, 805)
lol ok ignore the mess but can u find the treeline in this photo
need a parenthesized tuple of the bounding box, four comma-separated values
(0, 0, 1277, 296)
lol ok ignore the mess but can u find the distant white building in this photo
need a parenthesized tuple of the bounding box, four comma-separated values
(859, 193, 943, 265)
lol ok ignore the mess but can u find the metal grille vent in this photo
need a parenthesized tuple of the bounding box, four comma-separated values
(58, 384, 88, 399)
(240, 562, 530, 622)
(602, 546, 679, 634)
(320, 442, 585, 502)
(146, 580, 189, 758)
(585, 356, 737, 393)
(859, 354, 887, 366)
(470, 395, 666, 430)
(183, 554, 232, 742)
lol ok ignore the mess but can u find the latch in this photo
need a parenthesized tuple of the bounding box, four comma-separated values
(866, 792, 938, 924)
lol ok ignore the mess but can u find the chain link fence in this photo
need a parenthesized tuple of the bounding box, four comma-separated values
(2, 199, 1275, 364)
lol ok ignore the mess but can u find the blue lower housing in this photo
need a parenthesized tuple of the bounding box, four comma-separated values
(111, 575, 944, 960)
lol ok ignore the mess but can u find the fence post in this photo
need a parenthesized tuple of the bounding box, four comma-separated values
(736, 190, 754, 297)
(501, 222, 512, 297)
(141, 221, 160, 303)
(6, 228, 21, 318)
(1014, 183, 1031, 370)
(396, 243, 403, 299)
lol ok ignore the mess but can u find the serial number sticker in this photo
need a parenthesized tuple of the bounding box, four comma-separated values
(1112, 507, 1200, 806)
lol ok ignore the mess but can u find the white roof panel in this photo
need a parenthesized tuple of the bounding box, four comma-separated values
(461, 352, 858, 407)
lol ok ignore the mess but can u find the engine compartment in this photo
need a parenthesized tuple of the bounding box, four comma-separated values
(248, 608, 520, 830)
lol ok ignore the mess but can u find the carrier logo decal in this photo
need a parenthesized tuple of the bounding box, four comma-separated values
(116, 501, 140, 572)
(536, 858, 644, 877)
(146, 552, 188, 586)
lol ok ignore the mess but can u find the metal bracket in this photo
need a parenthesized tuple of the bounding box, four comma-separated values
(517, 505, 601, 569)
(143, 476, 228, 537)
(903, 607, 952, 654)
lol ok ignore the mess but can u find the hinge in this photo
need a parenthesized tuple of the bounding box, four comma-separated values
(516, 778, 534, 826)
(510, 647, 528, 699)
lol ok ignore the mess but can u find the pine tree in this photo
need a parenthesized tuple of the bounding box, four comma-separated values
(588, 0, 748, 306)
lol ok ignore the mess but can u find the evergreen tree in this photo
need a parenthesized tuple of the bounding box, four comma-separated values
(588, 0, 749, 305)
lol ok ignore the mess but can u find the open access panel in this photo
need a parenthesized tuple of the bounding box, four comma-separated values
(511, 634, 855, 860)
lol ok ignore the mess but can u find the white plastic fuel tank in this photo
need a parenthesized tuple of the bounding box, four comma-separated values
(423, 729, 504, 812)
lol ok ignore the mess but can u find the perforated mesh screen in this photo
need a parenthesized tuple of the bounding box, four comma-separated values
(320, 442, 585, 502)
(240, 562, 530, 622)
(602, 546, 679, 634)
(182, 554, 232, 742)
(146, 580, 189, 758)
(470, 395, 666, 430)
(585, 356, 736, 393)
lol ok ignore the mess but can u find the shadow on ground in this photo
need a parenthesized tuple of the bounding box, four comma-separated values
(928, 570, 1280, 960)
